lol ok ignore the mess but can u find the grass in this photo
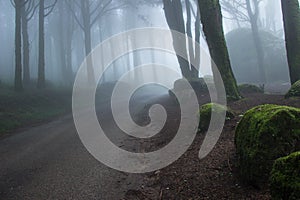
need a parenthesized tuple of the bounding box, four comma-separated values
(0, 84, 72, 135)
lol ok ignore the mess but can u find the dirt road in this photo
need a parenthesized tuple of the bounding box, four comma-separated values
(0, 93, 160, 200)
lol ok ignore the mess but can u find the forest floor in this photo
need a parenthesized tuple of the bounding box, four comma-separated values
(124, 92, 300, 200)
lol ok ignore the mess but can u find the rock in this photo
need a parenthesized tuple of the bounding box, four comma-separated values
(270, 151, 300, 200)
(285, 80, 300, 98)
(199, 103, 234, 133)
(235, 104, 300, 188)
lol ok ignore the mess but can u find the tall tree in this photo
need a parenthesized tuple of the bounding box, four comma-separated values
(37, 0, 57, 89)
(281, 0, 300, 84)
(56, 0, 74, 86)
(21, 0, 38, 84)
(163, 0, 200, 80)
(198, 0, 240, 100)
(13, 0, 23, 91)
(67, 0, 125, 84)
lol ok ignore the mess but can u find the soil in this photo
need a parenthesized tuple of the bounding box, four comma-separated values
(123, 92, 300, 200)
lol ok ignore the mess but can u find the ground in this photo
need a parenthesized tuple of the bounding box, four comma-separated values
(124, 93, 300, 200)
(1, 89, 300, 199)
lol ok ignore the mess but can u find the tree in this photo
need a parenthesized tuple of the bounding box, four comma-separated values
(12, 0, 24, 91)
(221, 0, 266, 84)
(163, 0, 200, 80)
(37, 0, 57, 89)
(245, 0, 266, 84)
(67, 0, 125, 85)
(21, 0, 38, 84)
(198, 0, 240, 100)
(57, 0, 74, 86)
(281, 0, 300, 84)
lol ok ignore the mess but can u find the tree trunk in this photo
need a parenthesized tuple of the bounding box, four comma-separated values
(246, 0, 266, 84)
(98, 21, 106, 83)
(281, 0, 300, 84)
(65, 5, 74, 85)
(14, 0, 23, 91)
(58, 1, 67, 85)
(81, 0, 95, 85)
(21, 6, 30, 85)
(198, 0, 240, 100)
(163, 0, 193, 80)
(37, 0, 45, 88)
(193, 5, 201, 77)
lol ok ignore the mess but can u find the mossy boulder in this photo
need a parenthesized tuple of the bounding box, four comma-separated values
(199, 103, 234, 133)
(169, 78, 210, 100)
(238, 84, 263, 94)
(285, 80, 300, 98)
(270, 151, 300, 200)
(235, 104, 300, 187)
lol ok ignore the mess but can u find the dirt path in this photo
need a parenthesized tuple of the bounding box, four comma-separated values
(0, 96, 151, 200)
(1, 92, 299, 200)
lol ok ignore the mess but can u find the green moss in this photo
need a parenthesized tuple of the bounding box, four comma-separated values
(199, 103, 234, 133)
(285, 80, 300, 98)
(238, 84, 263, 94)
(270, 151, 300, 200)
(235, 104, 300, 187)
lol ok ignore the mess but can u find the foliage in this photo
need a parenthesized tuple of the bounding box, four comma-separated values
(285, 80, 300, 98)
(270, 151, 300, 200)
(235, 104, 300, 187)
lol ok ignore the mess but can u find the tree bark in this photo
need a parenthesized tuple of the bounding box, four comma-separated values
(14, 0, 23, 91)
(37, 0, 45, 88)
(198, 0, 240, 100)
(281, 0, 300, 84)
(21, 6, 30, 85)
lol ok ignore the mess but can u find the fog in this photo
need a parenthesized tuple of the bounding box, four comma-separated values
(0, 0, 293, 89)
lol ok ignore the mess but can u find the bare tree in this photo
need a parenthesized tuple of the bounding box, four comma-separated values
(37, 0, 57, 89)
(57, 0, 75, 86)
(163, 0, 200, 80)
(11, 0, 24, 91)
(221, 0, 266, 83)
(67, 0, 126, 84)
(21, 0, 38, 84)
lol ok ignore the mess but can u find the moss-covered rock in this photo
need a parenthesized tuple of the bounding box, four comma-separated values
(199, 103, 234, 133)
(270, 151, 300, 200)
(169, 78, 209, 99)
(285, 80, 300, 98)
(235, 104, 300, 187)
(238, 84, 263, 94)
(173, 78, 209, 93)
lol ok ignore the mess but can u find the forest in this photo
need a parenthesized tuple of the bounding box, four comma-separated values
(0, 0, 299, 199)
